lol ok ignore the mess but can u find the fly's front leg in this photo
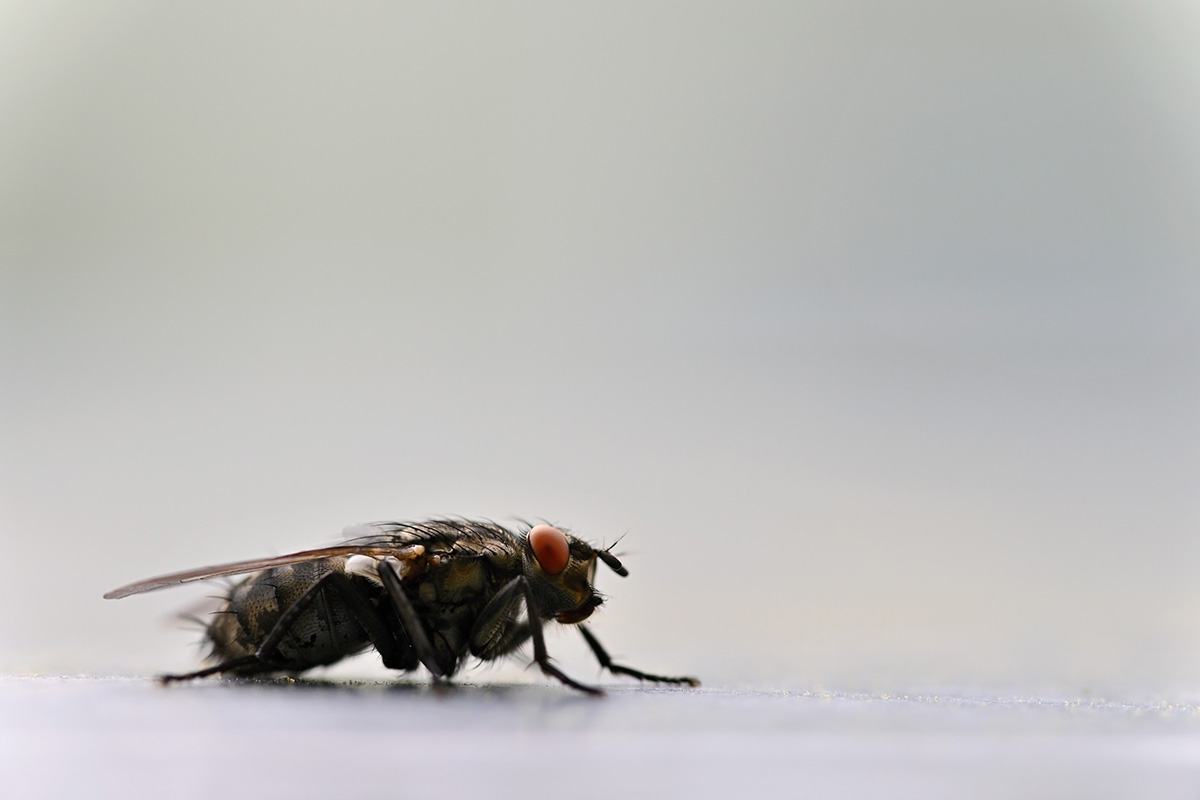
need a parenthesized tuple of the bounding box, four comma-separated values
(579, 625, 699, 687)
(518, 578, 604, 696)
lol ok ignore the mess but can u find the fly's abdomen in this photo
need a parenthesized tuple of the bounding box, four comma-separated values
(206, 558, 373, 673)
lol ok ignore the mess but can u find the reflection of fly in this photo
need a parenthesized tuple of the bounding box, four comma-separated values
(105, 519, 698, 695)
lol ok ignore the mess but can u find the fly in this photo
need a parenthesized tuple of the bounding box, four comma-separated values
(105, 519, 699, 695)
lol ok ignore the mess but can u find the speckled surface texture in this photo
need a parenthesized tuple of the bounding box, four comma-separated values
(5, 677, 1200, 799)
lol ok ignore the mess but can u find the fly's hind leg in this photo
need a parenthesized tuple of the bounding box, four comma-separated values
(161, 571, 411, 683)
(160, 656, 261, 682)
(578, 625, 699, 687)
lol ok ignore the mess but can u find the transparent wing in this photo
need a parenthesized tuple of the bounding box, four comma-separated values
(104, 543, 425, 599)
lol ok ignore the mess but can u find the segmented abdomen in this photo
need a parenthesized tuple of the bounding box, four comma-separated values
(206, 558, 372, 673)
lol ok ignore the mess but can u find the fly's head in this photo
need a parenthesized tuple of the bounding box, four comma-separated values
(522, 524, 628, 625)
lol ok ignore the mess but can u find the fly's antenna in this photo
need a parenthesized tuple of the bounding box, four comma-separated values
(596, 531, 630, 576)
(605, 531, 630, 554)
(596, 548, 628, 577)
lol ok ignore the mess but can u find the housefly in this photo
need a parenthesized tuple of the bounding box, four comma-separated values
(105, 519, 698, 695)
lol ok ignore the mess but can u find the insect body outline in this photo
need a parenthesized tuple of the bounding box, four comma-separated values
(105, 519, 699, 695)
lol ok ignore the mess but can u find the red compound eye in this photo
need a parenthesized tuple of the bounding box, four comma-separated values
(529, 525, 570, 575)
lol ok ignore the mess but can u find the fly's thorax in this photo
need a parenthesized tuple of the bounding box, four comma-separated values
(522, 528, 603, 623)
(410, 554, 492, 606)
(398, 550, 505, 672)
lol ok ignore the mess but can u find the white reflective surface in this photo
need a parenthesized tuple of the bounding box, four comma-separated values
(4, 677, 1200, 799)
(2, 0, 1199, 724)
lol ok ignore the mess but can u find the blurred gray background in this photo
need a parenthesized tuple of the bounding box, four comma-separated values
(2, 1, 1198, 693)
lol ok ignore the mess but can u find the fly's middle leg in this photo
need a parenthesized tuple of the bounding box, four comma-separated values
(377, 558, 456, 680)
